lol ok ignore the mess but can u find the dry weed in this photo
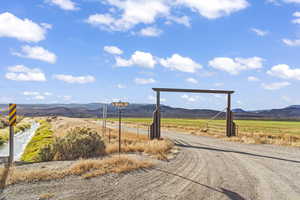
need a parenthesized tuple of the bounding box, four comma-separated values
(0, 155, 153, 186)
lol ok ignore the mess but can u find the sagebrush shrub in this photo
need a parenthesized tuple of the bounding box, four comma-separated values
(38, 127, 106, 161)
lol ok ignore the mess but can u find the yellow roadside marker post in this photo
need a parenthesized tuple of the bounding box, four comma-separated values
(8, 103, 16, 164)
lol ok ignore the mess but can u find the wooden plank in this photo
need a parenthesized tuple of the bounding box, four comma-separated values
(152, 88, 234, 94)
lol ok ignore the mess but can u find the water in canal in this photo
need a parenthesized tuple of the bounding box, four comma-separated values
(0, 122, 39, 161)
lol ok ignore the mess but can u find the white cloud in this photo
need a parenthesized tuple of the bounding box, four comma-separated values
(166, 15, 191, 27)
(5, 65, 46, 82)
(214, 82, 224, 87)
(181, 94, 200, 102)
(138, 27, 162, 37)
(87, 0, 248, 32)
(186, 77, 198, 84)
(0, 12, 48, 42)
(23, 91, 40, 96)
(293, 11, 300, 17)
(115, 51, 156, 68)
(292, 18, 300, 24)
(12, 45, 57, 64)
(267, 64, 300, 80)
(251, 28, 269, 36)
(282, 38, 300, 46)
(54, 74, 96, 84)
(134, 78, 156, 85)
(104, 46, 123, 55)
(34, 95, 45, 100)
(160, 54, 202, 73)
(86, 0, 170, 31)
(47, 0, 78, 10)
(176, 0, 249, 19)
(209, 56, 264, 75)
(262, 82, 290, 90)
(44, 92, 53, 96)
(116, 84, 126, 88)
(148, 95, 166, 102)
(247, 76, 260, 81)
(283, 0, 300, 3)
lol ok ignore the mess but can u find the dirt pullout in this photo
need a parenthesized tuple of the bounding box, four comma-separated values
(2, 127, 300, 200)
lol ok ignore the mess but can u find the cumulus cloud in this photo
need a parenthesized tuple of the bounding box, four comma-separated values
(47, 0, 78, 10)
(104, 46, 123, 55)
(282, 38, 300, 46)
(54, 74, 96, 84)
(138, 27, 162, 37)
(186, 78, 198, 84)
(5, 65, 46, 82)
(267, 64, 300, 80)
(12, 45, 57, 64)
(175, 0, 249, 19)
(0, 12, 49, 42)
(209, 56, 264, 75)
(262, 82, 290, 90)
(134, 78, 156, 84)
(251, 28, 269, 36)
(160, 54, 202, 73)
(86, 0, 249, 31)
(115, 51, 156, 68)
(247, 76, 260, 81)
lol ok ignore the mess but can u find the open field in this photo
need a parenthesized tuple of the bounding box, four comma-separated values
(107, 118, 300, 146)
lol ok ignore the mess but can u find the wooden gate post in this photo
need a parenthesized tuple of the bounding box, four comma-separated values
(226, 94, 232, 137)
(156, 91, 161, 139)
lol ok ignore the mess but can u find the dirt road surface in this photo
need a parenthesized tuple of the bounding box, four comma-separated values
(2, 127, 300, 200)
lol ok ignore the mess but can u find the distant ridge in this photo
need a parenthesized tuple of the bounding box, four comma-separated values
(0, 103, 300, 120)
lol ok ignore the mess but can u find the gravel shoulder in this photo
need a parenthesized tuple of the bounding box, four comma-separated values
(1, 125, 300, 200)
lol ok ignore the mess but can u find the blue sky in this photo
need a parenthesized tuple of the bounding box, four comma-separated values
(0, 0, 300, 110)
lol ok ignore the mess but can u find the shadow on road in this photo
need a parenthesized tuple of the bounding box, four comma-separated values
(153, 168, 246, 200)
(174, 140, 300, 164)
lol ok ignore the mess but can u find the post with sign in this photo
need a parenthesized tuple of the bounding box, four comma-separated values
(8, 103, 16, 164)
(111, 101, 129, 154)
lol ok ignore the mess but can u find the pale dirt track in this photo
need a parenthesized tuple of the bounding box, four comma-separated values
(2, 128, 300, 200)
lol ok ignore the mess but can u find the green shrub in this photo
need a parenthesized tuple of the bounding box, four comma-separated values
(39, 127, 106, 161)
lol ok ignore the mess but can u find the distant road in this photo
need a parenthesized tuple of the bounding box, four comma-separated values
(104, 122, 300, 200)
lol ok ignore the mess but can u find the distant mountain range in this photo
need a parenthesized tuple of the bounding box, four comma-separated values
(1, 103, 300, 120)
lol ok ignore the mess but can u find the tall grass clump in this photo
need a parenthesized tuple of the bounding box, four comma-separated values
(39, 127, 106, 161)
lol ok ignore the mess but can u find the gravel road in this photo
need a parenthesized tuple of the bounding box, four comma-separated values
(2, 126, 300, 200)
